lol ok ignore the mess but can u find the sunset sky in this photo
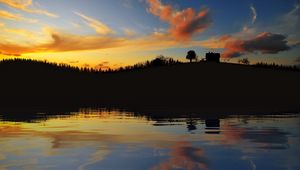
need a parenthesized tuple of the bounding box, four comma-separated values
(0, 0, 300, 69)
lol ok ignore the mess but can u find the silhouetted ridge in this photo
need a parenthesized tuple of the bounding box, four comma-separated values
(0, 58, 300, 114)
(254, 62, 299, 72)
(0, 58, 99, 74)
(2, 58, 298, 74)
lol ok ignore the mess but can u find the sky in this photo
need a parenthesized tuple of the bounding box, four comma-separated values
(0, 0, 300, 69)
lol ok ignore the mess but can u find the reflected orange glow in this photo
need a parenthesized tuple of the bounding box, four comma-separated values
(151, 141, 208, 170)
(0, 112, 299, 170)
(0, 111, 189, 149)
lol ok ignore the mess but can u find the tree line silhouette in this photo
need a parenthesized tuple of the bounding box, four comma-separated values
(107, 55, 182, 73)
(1, 56, 298, 74)
(253, 62, 299, 72)
(1, 56, 299, 113)
(0, 57, 182, 74)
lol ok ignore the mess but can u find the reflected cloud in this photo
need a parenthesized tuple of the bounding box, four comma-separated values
(222, 123, 290, 150)
(151, 141, 208, 170)
(0, 113, 196, 170)
(78, 148, 111, 170)
(0, 124, 28, 138)
(46, 131, 120, 149)
(0, 153, 5, 160)
(0, 112, 299, 170)
(0, 113, 183, 149)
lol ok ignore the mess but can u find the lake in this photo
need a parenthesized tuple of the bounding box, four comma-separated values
(0, 108, 299, 170)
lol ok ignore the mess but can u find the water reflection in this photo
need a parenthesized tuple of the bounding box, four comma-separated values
(205, 119, 220, 134)
(187, 117, 198, 132)
(151, 141, 208, 170)
(0, 109, 299, 170)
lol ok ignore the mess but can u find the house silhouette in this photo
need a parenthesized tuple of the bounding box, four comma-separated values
(206, 52, 220, 63)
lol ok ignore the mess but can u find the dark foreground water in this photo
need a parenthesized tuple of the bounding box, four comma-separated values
(0, 109, 299, 170)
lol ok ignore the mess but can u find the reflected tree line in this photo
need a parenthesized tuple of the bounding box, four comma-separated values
(0, 105, 220, 133)
(0, 106, 293, 151)
(186, 117, 220, 134)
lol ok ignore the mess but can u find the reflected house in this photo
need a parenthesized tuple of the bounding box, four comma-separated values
(206, 52, 220, 63)
(205, 119, 220, 134)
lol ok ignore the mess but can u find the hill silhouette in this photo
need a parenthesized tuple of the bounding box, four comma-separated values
(1, 58, 300, 114)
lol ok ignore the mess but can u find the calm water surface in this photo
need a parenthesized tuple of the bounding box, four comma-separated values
(0, 109, 299, 170)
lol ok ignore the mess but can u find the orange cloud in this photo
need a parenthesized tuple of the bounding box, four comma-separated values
(0, 43, 34, 55)
(44, 31, 123, 52)
(147, 0, 212, 41)
(0, 26, 215, 56)
(190, 36, 229, 49)
(2, 27, 34, 38)
(0, 30, 125, 55)
(74, 12, 113, 35)
(0, 9, 37, 23)
(0, 22, 242, 59)
(0, 0, 58, 17)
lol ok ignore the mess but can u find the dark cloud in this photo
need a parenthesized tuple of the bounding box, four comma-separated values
(295, 56, 300, 62)
(242, 32, 290, 53)
(222, 51, 243, 58)
(222, 32, 291, 58)
(241, 128, 289, 145)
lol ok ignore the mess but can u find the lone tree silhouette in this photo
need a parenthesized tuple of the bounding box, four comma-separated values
(238, 58, 250, 65)
(186, 50, 197, 63)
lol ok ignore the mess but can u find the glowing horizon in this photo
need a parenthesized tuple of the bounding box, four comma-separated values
(1, 0, 300, 69)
